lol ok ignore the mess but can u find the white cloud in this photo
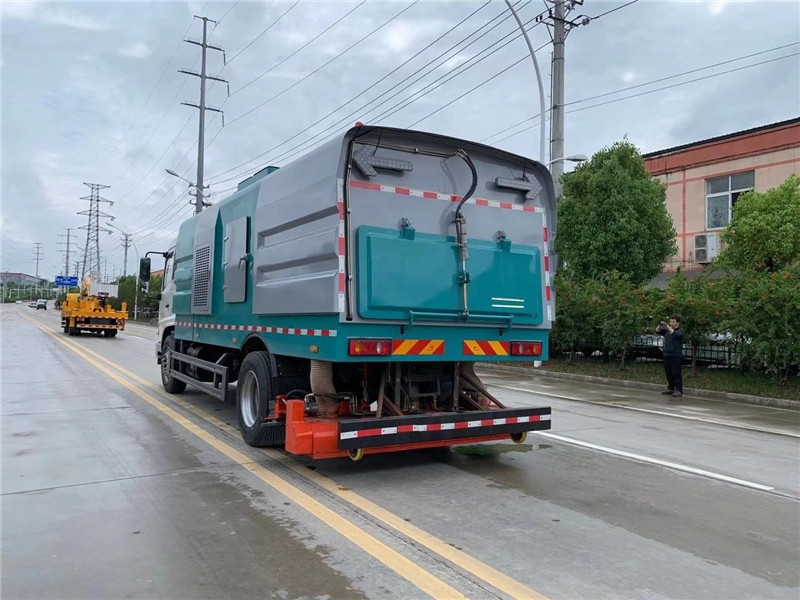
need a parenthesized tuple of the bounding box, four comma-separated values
(42, 10, 110, 31)
(1, 1, 38, 20)
(621, 70, 636, 83)
(709, 1, 728, 17)
(119, 43, 151, 59)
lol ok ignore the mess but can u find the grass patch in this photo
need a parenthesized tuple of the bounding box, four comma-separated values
(501, 358, 800, 401)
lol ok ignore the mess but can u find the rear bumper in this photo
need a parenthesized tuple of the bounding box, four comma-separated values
(337, 407, 551, 449)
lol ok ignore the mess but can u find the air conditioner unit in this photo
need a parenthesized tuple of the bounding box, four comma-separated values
(694, 233, 719, 264)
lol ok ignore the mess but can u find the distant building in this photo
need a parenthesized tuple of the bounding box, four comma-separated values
(0, 272, 43, 286)
(643, 117, 800, 272)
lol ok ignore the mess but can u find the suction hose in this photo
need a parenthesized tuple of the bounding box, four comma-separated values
(310, 360, 339, 418)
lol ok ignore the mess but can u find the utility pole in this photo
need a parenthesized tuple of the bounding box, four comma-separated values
(33, 242, 43, 296)
(543, 0, 590, 200)
(549, 0, 566, 200)
(58, 228, 73, 276)
(180, 15, 228, 214)
(120, 232, 132, 277)
(78, 183, 113, 282)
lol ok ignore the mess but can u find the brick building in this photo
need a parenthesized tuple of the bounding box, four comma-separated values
(643, 117, 800, 272)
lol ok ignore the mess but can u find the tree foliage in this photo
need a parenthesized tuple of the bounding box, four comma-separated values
(707, 267, 800, 380)
(718, 174, 800, 272)
(556, 140, 677, 285)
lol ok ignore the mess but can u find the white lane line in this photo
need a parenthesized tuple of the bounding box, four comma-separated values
(536, 432, 776, 492)
(489, 383, 800, 439)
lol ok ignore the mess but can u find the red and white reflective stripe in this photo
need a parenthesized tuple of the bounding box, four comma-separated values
(336, 178, 346, 313)
(175, 321, 337, 337)
(349, 180, 544, 213)
(339, 414, 551, 440)
(541, 208, 553, 321)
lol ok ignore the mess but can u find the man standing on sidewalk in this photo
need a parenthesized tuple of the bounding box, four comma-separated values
(656, 315, 684, 397)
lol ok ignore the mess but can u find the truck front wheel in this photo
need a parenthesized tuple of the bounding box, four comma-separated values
(161, 333, 187, 394)
(237, 351, 285, 448)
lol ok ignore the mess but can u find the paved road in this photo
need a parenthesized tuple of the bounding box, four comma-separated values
(3, 305, 799, 599)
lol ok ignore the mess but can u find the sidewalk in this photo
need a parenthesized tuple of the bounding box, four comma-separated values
(479, 363, 800, 411)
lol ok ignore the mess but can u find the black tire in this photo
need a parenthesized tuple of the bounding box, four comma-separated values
(236, 351, 285, 448)
(63, 322, 69, 334)
(104, 329, 118, 338)
(68, 325, 80, 336)
(161, 333, 187, 394)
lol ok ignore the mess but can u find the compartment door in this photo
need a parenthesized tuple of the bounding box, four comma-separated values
(223, 216, 249, 304)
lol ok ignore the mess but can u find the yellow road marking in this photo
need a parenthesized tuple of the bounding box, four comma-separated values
(22, 317, 463, 600)
(25, 316, 549, 600)
(488, 341, 509, 356)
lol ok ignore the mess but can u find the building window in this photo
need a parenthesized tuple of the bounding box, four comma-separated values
(705, 171, 754, 229)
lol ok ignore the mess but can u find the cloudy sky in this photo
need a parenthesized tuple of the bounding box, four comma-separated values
(2, 0, 798, 280)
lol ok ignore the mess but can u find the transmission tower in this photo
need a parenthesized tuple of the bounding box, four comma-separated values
(78, 183, 113, 281)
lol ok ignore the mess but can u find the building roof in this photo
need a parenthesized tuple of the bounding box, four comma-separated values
(642, 116, 800, 159)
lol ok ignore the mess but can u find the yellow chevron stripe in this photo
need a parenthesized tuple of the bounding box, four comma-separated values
(393, 339, 418, 355)
(488, 341, 508, 356)
(464, 340, 485, 355)
(419, 340, 444, 355)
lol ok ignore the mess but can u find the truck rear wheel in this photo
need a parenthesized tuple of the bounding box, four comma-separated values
(237, 351, 285, 448)
(104, 329, 117, 338)
(161, 333, 187, 394)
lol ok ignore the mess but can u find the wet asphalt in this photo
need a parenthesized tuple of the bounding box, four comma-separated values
(2, 304, 799, 600)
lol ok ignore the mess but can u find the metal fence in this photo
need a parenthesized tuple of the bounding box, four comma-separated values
(557, 334, 741, 368)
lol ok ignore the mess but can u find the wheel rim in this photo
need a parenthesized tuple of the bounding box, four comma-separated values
(240, 370, 260, 429)
(511, 431, 527, 444)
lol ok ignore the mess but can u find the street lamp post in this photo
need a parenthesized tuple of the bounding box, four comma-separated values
(166, 169, 212, 209)
(547, 154, 588, 168)
(504, 0, 547, 164)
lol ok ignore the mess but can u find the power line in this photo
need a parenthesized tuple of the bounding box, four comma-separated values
(488, 50, 800, 144)
(223, 1, 420, 129)
(482, 42, 800, 144)
(206, 0, 539, 186)
(225, 1, 300, 65)
(586, 0, 639, 21)
(566, 41, 800, 108)
(89, 16, 197, 180)
(233, 1, 368, 96)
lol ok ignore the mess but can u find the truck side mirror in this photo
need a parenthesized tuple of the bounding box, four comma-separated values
(139, 257, 151, 282)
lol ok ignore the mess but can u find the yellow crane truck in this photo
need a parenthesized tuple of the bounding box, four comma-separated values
(60, 277, 127, 337)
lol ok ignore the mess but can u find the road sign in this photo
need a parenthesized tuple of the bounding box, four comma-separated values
(55, 276, 79, 287)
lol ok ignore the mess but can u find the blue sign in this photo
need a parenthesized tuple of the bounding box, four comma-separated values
(55, 276, 79, 287)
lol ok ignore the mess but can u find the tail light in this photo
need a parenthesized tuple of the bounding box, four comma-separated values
(348, 339, 392, 356)
(510, 341, 542, 356)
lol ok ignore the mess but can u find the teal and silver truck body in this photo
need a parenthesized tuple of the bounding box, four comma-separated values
(149, 126, 555, 459)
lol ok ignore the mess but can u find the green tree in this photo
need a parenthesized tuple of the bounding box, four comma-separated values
(556, 140, 677, 285)
(593, 271, 649, 368)
(718, 175, 800, 272)
(552, 271, 602, 361)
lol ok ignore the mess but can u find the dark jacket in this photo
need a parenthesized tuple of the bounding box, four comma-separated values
(659, 326, 684, 358)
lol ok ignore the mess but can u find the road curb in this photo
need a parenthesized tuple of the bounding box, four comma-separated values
(478, 364, 800, 411)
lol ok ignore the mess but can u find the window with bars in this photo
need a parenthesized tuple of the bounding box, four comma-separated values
(705, 171, 754, 229)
